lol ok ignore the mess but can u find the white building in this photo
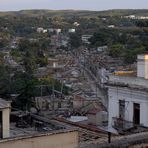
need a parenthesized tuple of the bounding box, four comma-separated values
(107, 54, 148, 129)
(87, 109, 108, 126)
(36, 28, 47, 33)
(36, 27, 44, 33)
(108, 25, 115, 28)
(97, 46, 108, 52)
(43, 29, 48, 33)
(73, 22, 80, 26)
(81, 35, 92, 44)
(48, 28, 54, 33)
(68, 29, 76, 33)
(55, 29, 62, 34)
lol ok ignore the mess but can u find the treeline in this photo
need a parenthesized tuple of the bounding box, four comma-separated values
(90, 27, 148, 63)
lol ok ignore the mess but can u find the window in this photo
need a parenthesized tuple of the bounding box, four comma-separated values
(119, 100, 125, 119)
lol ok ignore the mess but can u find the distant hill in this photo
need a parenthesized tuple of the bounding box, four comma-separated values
(0, 9, 148, 18)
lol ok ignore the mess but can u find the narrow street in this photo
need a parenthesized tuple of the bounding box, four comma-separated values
(73, 52, 108, 108)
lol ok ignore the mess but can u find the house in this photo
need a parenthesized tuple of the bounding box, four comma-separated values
(0, 98, 78, 148)
(81, 35, 92, 44)
(73, 22, 80, 26)
(87, 109, 108, 126)
(0, 98, 10, 138)
(55, 29, 62, 34)
(97, 46, 108, 52)
(48, 28, 54, 33)
(108, 25, 115, 28)
(107, 54, 148, 129)
(36, 27, 44, 33)
(36, 28, 47, 33)
(68, 29, 76, 33)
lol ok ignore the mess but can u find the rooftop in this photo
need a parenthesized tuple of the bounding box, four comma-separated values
(108, 74, 148, 90)
(0, 98, 11, 109)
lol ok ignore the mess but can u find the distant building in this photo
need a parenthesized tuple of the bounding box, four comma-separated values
(48, 28, 54, 33)
(73, 22, 80, 26)
(68, 29, 76, 33)
(87, 109, 108, 126)
(97, 46, 108, 52)
(108, 25, 115, 28)
(55, 29, 62, 34)
(37, 28, 47, 33)
(43, 29, 48, 33)
(50, 35, 69, 47)
(81, 35, 92, 44)
(123, 15, 148, 20)
(36, 27, 44, 33)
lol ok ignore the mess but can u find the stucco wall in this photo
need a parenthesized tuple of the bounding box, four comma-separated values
(2, 108, 10, 138)
(0, 130, 78, 148)
(108, 75, 148, 88)
(79, 131, 148, 148)
(108, 86, 148, 127)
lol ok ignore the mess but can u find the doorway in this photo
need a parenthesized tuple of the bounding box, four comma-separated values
(119, 100, 125, 119)
(133, 103, 140, 125)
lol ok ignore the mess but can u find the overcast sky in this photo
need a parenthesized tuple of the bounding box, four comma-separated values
(0, 0, 148, 11)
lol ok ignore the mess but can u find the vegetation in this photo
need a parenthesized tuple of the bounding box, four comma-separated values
(0, 9, 148, 110)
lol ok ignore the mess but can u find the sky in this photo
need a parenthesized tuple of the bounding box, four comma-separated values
(0, 0, 148, 11)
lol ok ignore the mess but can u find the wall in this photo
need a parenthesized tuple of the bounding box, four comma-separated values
(0, 130, 78, 148)
(108, 86, 148, 127)
(79, 131, 148, 148)
(2, 108, 10, 138)
(137, 54, 148, 79)
(88, 114, 96, 125)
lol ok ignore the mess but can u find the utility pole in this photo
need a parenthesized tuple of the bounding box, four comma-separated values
(52, 79, 55, 112)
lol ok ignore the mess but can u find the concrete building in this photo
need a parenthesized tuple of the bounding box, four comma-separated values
(81, 35, 92, 44)
(0, 98, 79, 148)
(36, 27, 44, 33)
(73, 22, 80, 26)
(0, 98, 10, 139)
(55, 29, 62, 34)
(107, 54, 148, 129)
(123, 15, 148, 20)
(0, 129, 78, 148)
(137, 54, 148, 79)
(87, 109, 108, 126)
(69, 29, 76, 33)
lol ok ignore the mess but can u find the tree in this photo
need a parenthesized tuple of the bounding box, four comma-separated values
(0, 65, 12, 98)
(11, 72, 38, 110)
(69, 33, 81, 48)
(109, 44, 124, 57)
(18, 39, 30, 51)
(23, 51, 36, 74)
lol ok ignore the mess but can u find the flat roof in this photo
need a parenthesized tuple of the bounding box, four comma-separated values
(108, 74, 148, 90)
(0, 98, 10, 109)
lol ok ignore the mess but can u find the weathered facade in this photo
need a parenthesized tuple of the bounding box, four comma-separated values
(0, 129, 78, 148)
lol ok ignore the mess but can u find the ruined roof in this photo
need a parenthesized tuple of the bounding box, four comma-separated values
(0, 98, 11, 109)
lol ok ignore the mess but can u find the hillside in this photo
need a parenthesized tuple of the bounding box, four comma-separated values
(0, 9, 148, 18)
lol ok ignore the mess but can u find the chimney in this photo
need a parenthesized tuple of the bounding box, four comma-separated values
(137, 54, 148, 79)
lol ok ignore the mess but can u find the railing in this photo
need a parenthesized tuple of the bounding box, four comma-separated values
(112, 117, 135, 130)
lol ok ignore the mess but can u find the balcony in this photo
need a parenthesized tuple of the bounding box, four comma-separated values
(112, 117, 135, 132)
